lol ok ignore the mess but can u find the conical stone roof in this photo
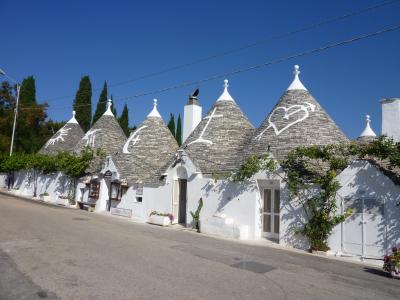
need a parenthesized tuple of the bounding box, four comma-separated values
(182, 80, 254, 174)
(114, 99, 179, 185)
(244, 65, 348, 161)
(39, 111, 84, 154)
(74, 99, 127, 156)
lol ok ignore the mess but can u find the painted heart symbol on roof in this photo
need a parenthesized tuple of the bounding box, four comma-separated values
(255, 102, 316, 140)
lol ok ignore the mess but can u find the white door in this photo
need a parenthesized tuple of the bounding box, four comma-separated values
(262, 189, 280, 239)
(343, 197, 385, 258)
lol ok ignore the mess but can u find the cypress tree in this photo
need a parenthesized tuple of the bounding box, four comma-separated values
(15, 76, 47, 153)
(176, 113, 182, 146)
(73, 76, 92, 132)
(19, 76, 36, 105)
(92, 81, 107, 124)
(118, 104, 130, 137)
(167, 113, 175, 138)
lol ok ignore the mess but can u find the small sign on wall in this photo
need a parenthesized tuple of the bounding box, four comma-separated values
(110, 207, 132, 218)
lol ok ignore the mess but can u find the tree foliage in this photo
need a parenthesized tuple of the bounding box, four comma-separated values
(73, 76, 92, 132)
(167, 113, 175, 138)
(118, 103, 130, 137)
(233, 137, 400, 251)
(92, 81, 107, 125)
(176, 114, 182, 146)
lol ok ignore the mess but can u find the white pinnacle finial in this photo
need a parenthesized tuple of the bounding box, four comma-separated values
(67, 110, 78, 124)
(287, 64, 307, 91)
(360, 114, 376, 137)
(147, 98, 161, 118)
(217, 79, 235, 102)
(104, 98, 114, 116)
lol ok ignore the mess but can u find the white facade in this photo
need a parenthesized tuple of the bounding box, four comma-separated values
(381, 98, 400, 142)
(7, 170, 75, 206)
(329, 160, 400, 258)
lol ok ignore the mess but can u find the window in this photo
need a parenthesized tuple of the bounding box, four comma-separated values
(136, 197, 143, 203)
(110, 181, 121, 200)
(89, 181, 100, 199)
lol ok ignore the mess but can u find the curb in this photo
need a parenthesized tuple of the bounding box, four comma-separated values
(0, 189, 72, 210)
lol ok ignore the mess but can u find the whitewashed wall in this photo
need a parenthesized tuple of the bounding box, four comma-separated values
(0, 174, 7, 188)
(10, 170, 74, 205)
(329, 161, 400, 257)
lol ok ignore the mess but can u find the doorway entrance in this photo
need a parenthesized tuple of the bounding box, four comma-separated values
(172, 179, 187, 224)
(343, 197, 385, 258)
(262, 189, 280, 239)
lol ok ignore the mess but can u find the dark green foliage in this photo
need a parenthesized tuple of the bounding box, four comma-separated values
(118, 104, 130, 137)
(234, 137, 400, 251)
(0, 81, 15, 153)
(0, 149, 97, 199)
(167, 113, 175, 138)
(19, 76, 36, 105)
(176, 114, 182, 146)
(190, 198, 203, 232)
(129, 125, 137, 133)
(14, 77, 49, 153)
(73, 76, 92, 132)
(92, 81, 107, 124)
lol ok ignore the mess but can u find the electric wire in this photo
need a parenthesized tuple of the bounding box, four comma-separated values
(34, 0, 400, 104)
(2, 23, 400, 112)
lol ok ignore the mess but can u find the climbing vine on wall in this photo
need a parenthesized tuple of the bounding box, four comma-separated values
(233, 136, 400, 251)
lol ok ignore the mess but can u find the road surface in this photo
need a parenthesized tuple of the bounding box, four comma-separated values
(0, 193, 398, 299)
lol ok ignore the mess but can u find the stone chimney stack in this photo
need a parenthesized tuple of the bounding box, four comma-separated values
(183, 89, 202, 143)
(381, 98, 400, 142)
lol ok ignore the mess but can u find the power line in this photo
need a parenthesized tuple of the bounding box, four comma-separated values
(4, 23, 400, 112)
(40, 0, 400, 103)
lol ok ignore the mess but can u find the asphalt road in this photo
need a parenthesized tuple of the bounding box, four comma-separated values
(0, 193, 399, 300)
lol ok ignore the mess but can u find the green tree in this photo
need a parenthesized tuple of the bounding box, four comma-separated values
(19, 76, 36, 105)
(0, 81, 15, 154)
(176, 113, 182, 146)
(92, 81, 107, 124)
(118, 104, 130, 137)
(73, 76, 92, 132)
(167, 113, 175, 138)
(15, 76, 48, 153)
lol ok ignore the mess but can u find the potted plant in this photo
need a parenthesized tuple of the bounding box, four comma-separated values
(190, 198, 203, 233)
(383, 245, 400, 279)
(148, 211, 174, 226)
(40, 192, 51, 202)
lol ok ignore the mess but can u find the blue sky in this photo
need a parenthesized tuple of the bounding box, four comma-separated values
(1, 0, 399, 138)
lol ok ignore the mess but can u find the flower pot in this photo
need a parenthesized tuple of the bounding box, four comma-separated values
(42, 195, 51, 202)
(148, 215, 171, 226)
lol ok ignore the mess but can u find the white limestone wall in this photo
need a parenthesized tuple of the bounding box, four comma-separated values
(10, 170, 74, 205)
(329, 161, 400, 257)
(0, 174, 7, 188)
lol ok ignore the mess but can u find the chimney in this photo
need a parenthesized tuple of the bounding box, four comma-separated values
(381, 98, 400, 142)
(183, 89, 202, 143)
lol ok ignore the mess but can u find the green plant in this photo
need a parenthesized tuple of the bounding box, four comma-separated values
(384, 245, 400, 278)
(190, 198, 203, 232)
(232, 137, 400, 252)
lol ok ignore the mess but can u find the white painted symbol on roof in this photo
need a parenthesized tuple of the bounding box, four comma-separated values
(45, 127, 72, 148)
(255, 102, 316, 140)
(187, 107, 223, 146)
(123, 125, 148, 153)
(83, 129, 101, 148)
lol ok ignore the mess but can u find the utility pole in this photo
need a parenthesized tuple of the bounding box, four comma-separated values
(0, 68, 20, 156)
